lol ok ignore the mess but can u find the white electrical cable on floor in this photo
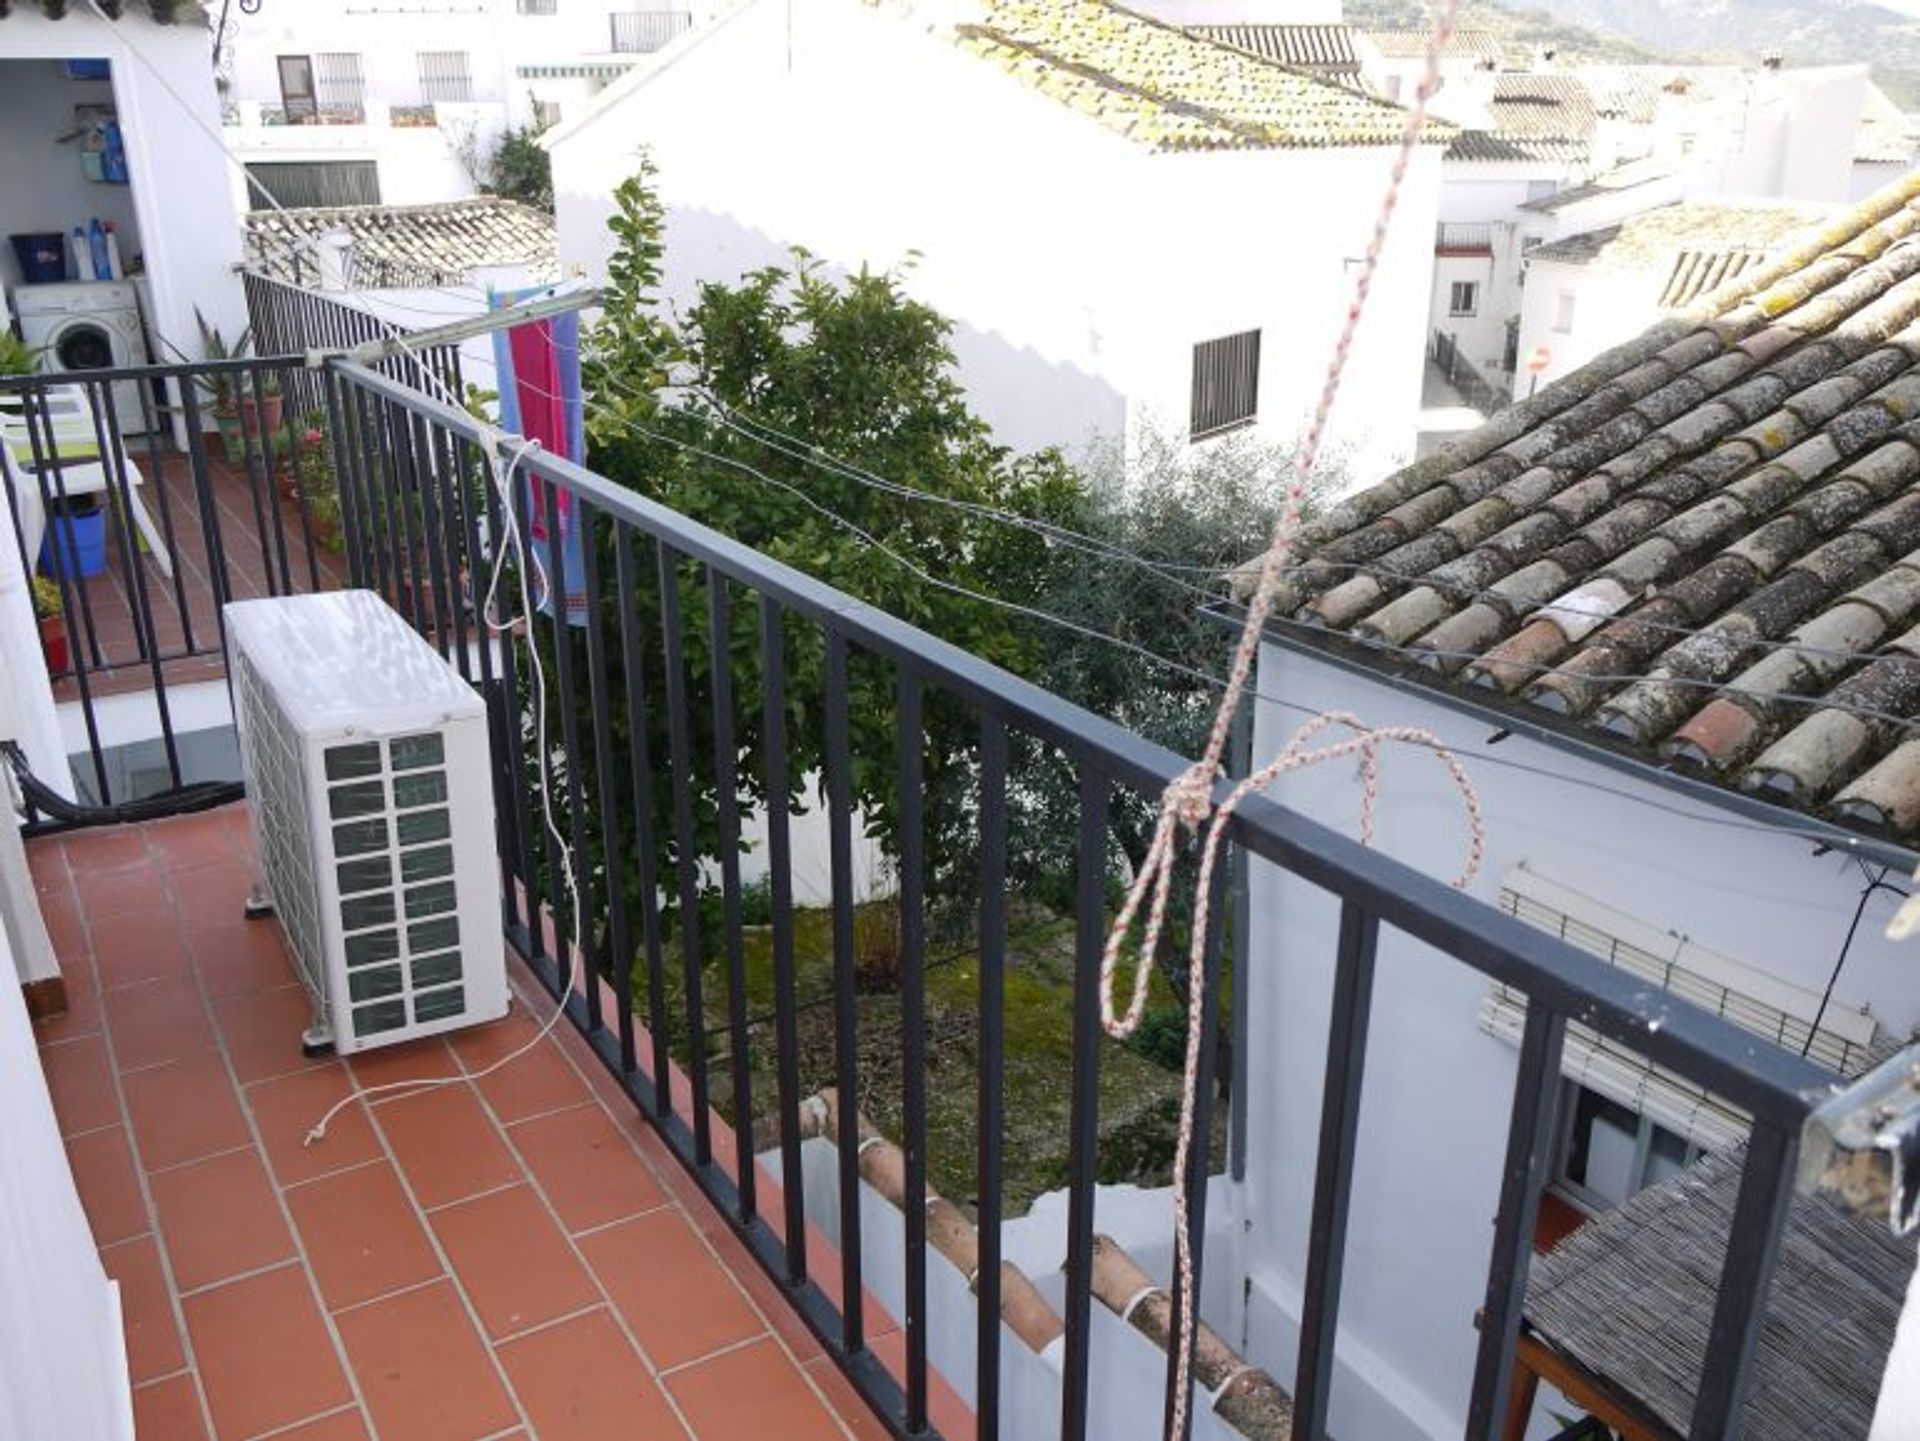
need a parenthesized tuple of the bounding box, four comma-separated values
(306, 427, 591, 1141)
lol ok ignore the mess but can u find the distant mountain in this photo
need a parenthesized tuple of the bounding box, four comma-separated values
(1343, 0, 1684, 65)
(1345, 0, 1920, 106)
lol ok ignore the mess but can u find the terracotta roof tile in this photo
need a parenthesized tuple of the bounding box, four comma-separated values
(243, 197, 556, 289)
(960, 0, 1439, 151)
(1272, 172, 1920, 844)
(1187, 23, 1360, 75)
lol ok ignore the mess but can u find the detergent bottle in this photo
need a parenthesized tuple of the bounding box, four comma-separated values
(88, 219, 110, 283)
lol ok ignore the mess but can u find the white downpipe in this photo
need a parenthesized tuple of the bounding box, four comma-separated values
(1872, 1246, 1920, 1438)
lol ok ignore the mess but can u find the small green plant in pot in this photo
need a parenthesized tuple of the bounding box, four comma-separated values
(0, 330, 43, 378)
(31, 575, 68, 675)
(193, 310, 282, 462)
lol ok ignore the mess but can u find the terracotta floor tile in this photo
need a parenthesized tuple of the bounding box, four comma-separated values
(76, 865, 173, 922)
(288, 1161, 442, 1311)
(666, 1336, 846, 1441)
(148, 813, 238, 873)
(249, 1065, 382, 1187)
(91, 904, 192, 988)
(498, 1308, 691, 1441)
(123, 1051, 250, 1171)
(268, 1410, 373, 1441)
(32, 956, 100, 1047)
(41, 1033, 120, 1136)
(375, 1082, 520, 1209)
(101, 1235, 185, 1383)
(508, 1103, 665, 1234)
(214, 983, 328, 1085)
(37, 884, 88, 961)
(65, 1124, 150, 1247)
(580, 1209, 764, 1371)
(103, 974, 217, 1073)
(803, 1358, 893, 1441)
(430, 1184, 599, 1340)
(149, 1149, 294, 1293)
(184, 1264, 353, 1441)
(186, 916, 296, 999)
(26, 837, 70, 895)
(335, 1280, 519, 1441)
(130, 1374, 208, 1441)
(705, 1211, 825, 1367)
(166, 860, 253, 921)
(450, 1008, 592, 1123)
(349, 1034, 462, 1095)
(62, 825, 152, 876)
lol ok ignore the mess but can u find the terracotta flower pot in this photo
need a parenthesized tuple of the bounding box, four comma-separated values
(240, 391, 284, 440)
(38, 615, 69, 675)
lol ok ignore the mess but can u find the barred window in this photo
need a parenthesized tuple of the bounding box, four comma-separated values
(417, 51, 474, 105)
(1190, 330, 1261, 440)
(314, 53, 365, 120)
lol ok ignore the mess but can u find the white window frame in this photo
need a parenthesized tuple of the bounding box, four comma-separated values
(1553, 290, 1576, 333)
(1449, 280, 1479, 316)
(1552, 1079, 1708, 1216)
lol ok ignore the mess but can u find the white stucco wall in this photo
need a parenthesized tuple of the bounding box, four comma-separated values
(549, 0, 1440, 480)
(225, 101, 510, 210)
(1233, 639, 1917, 1440)
(2, 11, 248, 365)
(0, 921, 135, 1441)
(1510, 255, 1654, 399)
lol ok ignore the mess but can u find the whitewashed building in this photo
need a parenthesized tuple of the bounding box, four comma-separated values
(1235, 174, 1920, 1439)
(545, 0, 1446, 476)
(1413, 58, 1914, 402)
(0, 4, 248, 365)
(217, 0, 727, 210)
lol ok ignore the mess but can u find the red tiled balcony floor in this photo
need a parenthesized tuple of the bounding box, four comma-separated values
(29, 807, 884, 1441)
(41, 442, 350, 703)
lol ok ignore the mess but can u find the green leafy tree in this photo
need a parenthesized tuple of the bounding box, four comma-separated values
(483, 123, 554, 211)
(531, 166, 1084, 984)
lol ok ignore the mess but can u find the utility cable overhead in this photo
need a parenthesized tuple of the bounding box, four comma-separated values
(441, 349, 1920, 856)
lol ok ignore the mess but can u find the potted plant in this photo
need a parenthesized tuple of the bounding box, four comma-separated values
(240, 370, 284, 447)
(0, 330, 41, 378)
(193, 310, 282, 460)
(31, 575, 68, 675)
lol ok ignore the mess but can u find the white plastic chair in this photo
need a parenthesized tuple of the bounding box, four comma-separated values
(0, 383, 173, 579)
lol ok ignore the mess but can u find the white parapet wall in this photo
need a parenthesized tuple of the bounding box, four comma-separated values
(789, 1138, 1246, 1438)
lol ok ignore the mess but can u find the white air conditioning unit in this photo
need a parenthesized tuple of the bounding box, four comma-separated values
(226, 590, 507, 1054)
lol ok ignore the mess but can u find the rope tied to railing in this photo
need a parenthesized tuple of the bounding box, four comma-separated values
(1094, 3, 1479, 1434)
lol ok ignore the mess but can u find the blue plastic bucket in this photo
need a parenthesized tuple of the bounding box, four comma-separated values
(10, 232, 67, 284)
(43, 506, 107, 579)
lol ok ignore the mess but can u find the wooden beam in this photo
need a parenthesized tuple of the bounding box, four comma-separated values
(1513, 1331, 1682, 1441)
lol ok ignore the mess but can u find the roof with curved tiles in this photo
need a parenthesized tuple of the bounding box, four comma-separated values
(1268, 171, 1920, 846)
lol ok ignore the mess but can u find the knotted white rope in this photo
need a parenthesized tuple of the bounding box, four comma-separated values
(1095, 4, 1479, 1435)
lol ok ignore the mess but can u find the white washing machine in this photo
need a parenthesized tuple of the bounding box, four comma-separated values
(13, 280, 151, 433)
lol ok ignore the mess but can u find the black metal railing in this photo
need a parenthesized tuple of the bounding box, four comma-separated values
(1433, 328, 1510, 416)
(307, 354, 1837, 1441)
(610, 9, 692, 52)
(1, 356, 364, 819)
(244, 273, 465, 420)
